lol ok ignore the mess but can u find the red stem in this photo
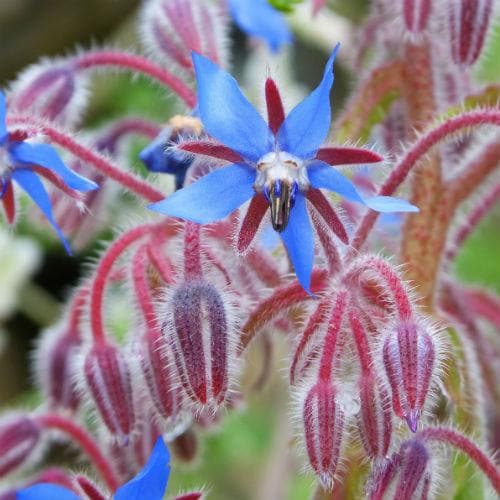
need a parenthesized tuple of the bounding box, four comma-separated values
(348, 309, 373, 375)
(72, 50, 196, 108)
(90, 224, 157, 343)
(351, 109, 500, 250)
(420, 427, 500, 493)
(7, 116, 165, 203)
(132, 244, 157, 331)
(183, 222, 202, 280)
(67, 285, 89, 333)
(36, 413, 120, 492)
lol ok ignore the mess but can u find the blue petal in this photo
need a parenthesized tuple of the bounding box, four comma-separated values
(115, 437, 170, 500)
(9, 142, 98, 192)
(192, 52, 273, 162)
(308, 161, 418, 212)
(228, 0, 292, 53)
(0, 90, 7, 143)
(16, 484, 79, 500)
(280, 193, 314, 294)
(149, 163, 255, 223)
(12, 169, 72, 254)
(277, 44, 340, 159)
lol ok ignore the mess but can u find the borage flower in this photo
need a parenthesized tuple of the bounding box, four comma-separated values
(0, 91, 97, 253)
(17, 437, 170, 500)
(149, 46, 417, 292)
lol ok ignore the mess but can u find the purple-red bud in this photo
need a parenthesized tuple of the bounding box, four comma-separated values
(403, 0, 432, 34)
(35, 326, 81, 412)
(448, 0, 493, 66)
(382, 319, 436, 432)
(75, 474, 107, 500)
(83, 342, 136, 439)
(0, 414, 41, 478)
(356, 373, 393, 459)
(166, 280, 236, 409)
(302, 381, 345, 489)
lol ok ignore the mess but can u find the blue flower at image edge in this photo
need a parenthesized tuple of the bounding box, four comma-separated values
(228, 0, 292, 52)
(149, 46, 418, 293)
(16, 437, 170, 500)
(0, 91, 98, 254)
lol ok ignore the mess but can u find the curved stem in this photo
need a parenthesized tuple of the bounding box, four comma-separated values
(351, 109, 500, 251)
(36, 413, 120, 492)
(71, 50, 196, 108)
(7, 116, 165, 203)
(132, 244, 157, 331)
(67, 285, 89, 333)
(420, 427, 500, 493)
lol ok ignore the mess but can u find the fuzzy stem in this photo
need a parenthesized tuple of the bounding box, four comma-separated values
(420, 427, 500, 493)
(90, 224, 157, 343)
(36, 413, 120, 492)
(132, 244, 157, 331)
(71, 50, 196, 108)
(7, 116, 165, 203)
(183, 222, 202, 280)
(147, 243, 175, 285)
(318, 291, 348, 382)
(351, 109, 500, 251)
(348, 309, 373, 375)
(67, 285, 89, 333)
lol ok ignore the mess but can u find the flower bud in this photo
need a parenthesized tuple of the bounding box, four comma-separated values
(165, 280, 237, 409)
(75, 474, 107, 500)
(35, 325, 81, 412)
(381, 319, 437, 432)
(170, 428, 199, 463)
(302, 381, 345, 489)
(174, 493, 204, 500)
(367, 438, 431, 499)
(402, 0, 432, 35)
(448, 0, 493, 66)
(83, 342, 136, 439)
(139, 330, 184, 422)
(356, 373, 392, 459)
(0, 414, 41, 478)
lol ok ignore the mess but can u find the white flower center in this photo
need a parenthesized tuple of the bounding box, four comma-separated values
(254, 151, 309, 193)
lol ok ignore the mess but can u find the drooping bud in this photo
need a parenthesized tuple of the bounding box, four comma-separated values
(0, 414, 41, 479)
(381, 319, 437, 432)
(82, 341, 136, 439)
(139, 116, 203, 189)
(139, 330, 184, 422)
(302, 381, 345, 489)
(9, 61, 88, 126)
(367, 438, 431, 500)
(75, 474, 107, 500)
(34, 324, 81, 412)
(356, 373, 393, 460)
(174, 493, 204, 500)
(164, 280, 237, 409)
(402, 0, 432, 35)
(448, 0, 493, 66)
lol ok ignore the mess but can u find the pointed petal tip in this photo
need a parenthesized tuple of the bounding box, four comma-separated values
(405, 411, 419, 433)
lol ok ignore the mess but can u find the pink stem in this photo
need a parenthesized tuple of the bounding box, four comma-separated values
(348, 309, 373, 375)
(90, 224, 157, 343)
(67, 285, 89, 333)
(420, 427, 500, 493)
(97, 117, 161, 152)
(147, 243, 175, 285)
(71, 50, 196, 108)
(132, 244, 157, 331)
(183, 222, 202, 280)
(7, 116, 165, 203)
(351, 110, 500, 251)
(35, 413, 120, 492)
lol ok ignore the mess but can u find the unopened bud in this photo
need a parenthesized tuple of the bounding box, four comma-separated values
(402, 0, 432, 34)
(174, 493, 204, 500)
(356, 374, 393, 459)
(75, 474, 106, 500)
(302, 381, 345, 489)
(170, 428, 199, 463)
(35, 325, 81, 412)
(83, 342, 136, 439)
(448, 0, 493, 66)
(382, 319, 436, 432)
(0, 414, 41, 478)
(165, 280, 237, 409)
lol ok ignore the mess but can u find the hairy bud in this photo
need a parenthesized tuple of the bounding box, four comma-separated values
(356, 373, 393, 459)
(0, 414, 41, 478)
(35, 325, 81, 412)
(381, 320, 437, 432)
(302, 381, 345, 489)
(402, 0, 432, 34)
(448, 0, 493, 66)
(164, 280, 237, 409)
(83, 342, 136, 439)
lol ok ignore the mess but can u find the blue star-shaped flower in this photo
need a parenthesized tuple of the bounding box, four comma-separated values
(0, 91, 98, 253)
(228, 0, 292, 53)
(149, 46, 418, 292)
(16, 437, 170, 500)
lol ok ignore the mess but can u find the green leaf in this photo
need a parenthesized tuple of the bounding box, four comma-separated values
(268, 0, 303, 13)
